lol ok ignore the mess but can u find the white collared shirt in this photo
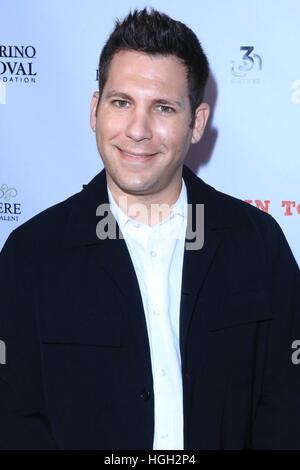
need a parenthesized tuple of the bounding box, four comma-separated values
(108, 181, 187, 450)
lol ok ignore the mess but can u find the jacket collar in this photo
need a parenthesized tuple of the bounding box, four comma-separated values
(65, 165, 245, 248)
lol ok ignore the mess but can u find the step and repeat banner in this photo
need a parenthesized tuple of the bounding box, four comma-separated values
(0, 0, 299, 265)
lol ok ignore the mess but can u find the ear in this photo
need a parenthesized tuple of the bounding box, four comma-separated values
(191, 103, 210, 144)
(90, 91, 99, 132)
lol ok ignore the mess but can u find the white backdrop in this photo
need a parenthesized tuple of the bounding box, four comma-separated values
(1, 0, 299, 265)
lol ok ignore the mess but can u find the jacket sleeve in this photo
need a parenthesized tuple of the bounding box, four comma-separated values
(251, 216, 300, 449)
(0, 230, 59, 449)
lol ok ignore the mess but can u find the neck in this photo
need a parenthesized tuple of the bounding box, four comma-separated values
(107, 179, 183, 226)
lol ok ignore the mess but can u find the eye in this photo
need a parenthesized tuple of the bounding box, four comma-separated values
(157, 104, 175, 114)
(112, 99, 130, 109)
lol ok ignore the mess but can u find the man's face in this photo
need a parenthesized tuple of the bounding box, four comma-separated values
(90, 50, 209, 202)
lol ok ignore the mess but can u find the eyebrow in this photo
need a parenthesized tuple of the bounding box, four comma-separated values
(105, 90, 184, 108)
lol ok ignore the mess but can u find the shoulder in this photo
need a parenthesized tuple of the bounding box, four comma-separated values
(186, 169, 300, 292)
(1, 172, 100, 263)
(183, 166, 297, 272)
(184, 165, 280, 236)
(1, 170, 107, 256)
(2, 191, 81, 254)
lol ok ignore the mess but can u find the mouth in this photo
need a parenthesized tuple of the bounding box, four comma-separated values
(116, 147, 158, 163)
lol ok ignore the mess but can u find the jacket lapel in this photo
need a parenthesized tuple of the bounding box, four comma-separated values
(179, 166, 232, 369)
(64, 170, 152, 371)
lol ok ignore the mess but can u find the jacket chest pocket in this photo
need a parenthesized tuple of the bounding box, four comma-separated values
(38, 288, 125, 427)
(203, 289, 273, 387)
(38, 275, 124, 348)
(207, 288, 273, 332)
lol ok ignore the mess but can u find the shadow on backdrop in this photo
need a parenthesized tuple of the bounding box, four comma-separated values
(185, 73, 218, 175)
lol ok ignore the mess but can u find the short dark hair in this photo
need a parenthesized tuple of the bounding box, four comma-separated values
(97, 8, 209, 117)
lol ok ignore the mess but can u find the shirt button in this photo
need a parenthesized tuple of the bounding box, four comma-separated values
(150, 250, 157, 258)
(153, 309, 160, 316)
(160, 433, 169, 439)
(159, 368, 166, 377)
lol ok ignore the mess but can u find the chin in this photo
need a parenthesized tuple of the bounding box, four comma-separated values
(117, 173, 150, 190)
(121, 184, 153, 195)
(118, 178, 157, 195)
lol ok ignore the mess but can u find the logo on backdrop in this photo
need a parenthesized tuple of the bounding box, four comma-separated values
(0, 184, 22, 222)
(245, 199, 300, 217)
(231, 46, 262, 84)
(0, 45, 37, 84)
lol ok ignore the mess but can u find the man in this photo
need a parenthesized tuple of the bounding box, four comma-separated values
(0, 8, 299, 450)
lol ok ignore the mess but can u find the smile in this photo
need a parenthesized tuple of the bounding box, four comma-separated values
(117, 147, 158, 162)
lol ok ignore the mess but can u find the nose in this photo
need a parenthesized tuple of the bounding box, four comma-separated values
(125, 108, 153, 142)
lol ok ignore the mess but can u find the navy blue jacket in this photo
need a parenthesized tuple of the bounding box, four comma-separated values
(0, 166, 299, 449)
